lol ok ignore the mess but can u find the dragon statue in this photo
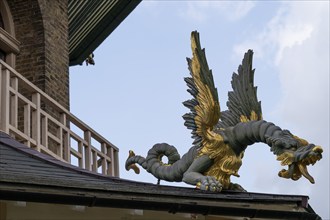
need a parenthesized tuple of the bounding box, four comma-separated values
(125, 31, 323, 192)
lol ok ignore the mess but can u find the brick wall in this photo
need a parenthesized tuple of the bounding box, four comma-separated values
(7, 0, 69, 154)
(7, 0, 69, 110)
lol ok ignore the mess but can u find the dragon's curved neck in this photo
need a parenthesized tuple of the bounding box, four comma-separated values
(223, 120, 283, 155)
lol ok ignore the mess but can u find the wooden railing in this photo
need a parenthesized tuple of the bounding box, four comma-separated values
(0, 60, 119, 176)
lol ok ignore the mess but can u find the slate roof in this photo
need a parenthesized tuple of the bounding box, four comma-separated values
(0, 131, 321, 219)
(68, 0, 141, 66)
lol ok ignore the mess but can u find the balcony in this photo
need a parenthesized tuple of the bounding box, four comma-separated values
(0, 60, 119, 176)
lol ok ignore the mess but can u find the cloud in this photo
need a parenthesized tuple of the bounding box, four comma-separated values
(179, 1, 256, 22)
(257, 2, 329, 142)
(234, 1, 329, 133)
(234, 2, 329, 218)
(275, 7, 329, 218)
(233, 2, 322, 63)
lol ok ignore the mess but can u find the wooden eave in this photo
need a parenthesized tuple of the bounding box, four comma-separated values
(68, 0, 141, 66)
(0, 132, 321, 219)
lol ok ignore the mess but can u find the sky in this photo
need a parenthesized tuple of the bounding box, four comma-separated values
(70, 1, 329, 219)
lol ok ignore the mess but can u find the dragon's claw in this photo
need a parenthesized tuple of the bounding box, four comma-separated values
(196, 176, 222, 192)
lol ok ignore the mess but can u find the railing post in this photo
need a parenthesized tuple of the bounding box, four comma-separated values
(24, 103, 31, 147)
(41, 115, 48, 149)
(32, 93, 41, 150)
(61, 113, 70, 163)
(10, 77, 18, 128)
(114, 150, 119, 177)
(0, 68, 10, 133)
(101, 143, 107, 175)
(107, 147, 114, 176)
(78, 141, 83, 168)
(84, 130, 91, 171)
(92, 150, 97, 172)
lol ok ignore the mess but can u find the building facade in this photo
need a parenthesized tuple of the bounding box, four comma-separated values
(2, 0, 69, 108)
(1, 0, 141, 175)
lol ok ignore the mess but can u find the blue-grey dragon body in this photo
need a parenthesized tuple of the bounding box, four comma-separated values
(125, 31, 323, 192)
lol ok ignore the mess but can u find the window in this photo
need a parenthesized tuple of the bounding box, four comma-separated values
(0, 0, 19, 67)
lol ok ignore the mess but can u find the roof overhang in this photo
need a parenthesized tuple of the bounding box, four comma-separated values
(0, 183, 319, 219)
(68, 0, 141, 66)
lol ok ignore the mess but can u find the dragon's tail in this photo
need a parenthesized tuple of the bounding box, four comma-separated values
(125, 150, 147, 174)
(125, 143, 196, 182)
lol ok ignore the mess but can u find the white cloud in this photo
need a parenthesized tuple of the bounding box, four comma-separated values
(222, 1, 256, 21)
(234, 2, 329, 218)
(181, 2, 208, 23)
(233, 2, 321, 63)
(263, 2, 329, 140)
(234, 1, 329, 131)
(179, 1, 256, 22)
(275, 24, 314, 64)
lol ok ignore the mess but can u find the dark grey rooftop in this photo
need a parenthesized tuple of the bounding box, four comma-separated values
(0, 131, 321, 219)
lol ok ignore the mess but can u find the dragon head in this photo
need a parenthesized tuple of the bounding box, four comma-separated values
(276, 135, 323, 183)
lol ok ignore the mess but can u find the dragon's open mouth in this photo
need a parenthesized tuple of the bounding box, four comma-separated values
(278, 145, 323, 183)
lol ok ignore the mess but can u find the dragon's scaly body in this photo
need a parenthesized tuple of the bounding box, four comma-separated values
(125, 31, 323, 191)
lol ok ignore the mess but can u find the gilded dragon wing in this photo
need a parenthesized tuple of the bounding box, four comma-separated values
(183, 31, 224, 158)
(217, 50, 263, 129)
(183, 32, 263, 157)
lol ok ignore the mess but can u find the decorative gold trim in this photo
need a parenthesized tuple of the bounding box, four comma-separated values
(277, 145, 323, 184)
(250, 110, 259, 121)
(203, 150, 243, 189)
(293, 135, 309, 146)
(127, 150, 140, 174)
(276, 152, 294, 166)
(198, 130, 243, 189)
(189, 32, 244, 189)
(240, 110, 262, 123)
(240, 115, 249, 122)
